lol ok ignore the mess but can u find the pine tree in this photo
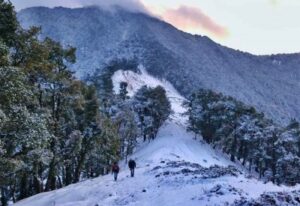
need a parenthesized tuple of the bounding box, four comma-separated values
(185, 89, 300, 185)
(0, 0, 18, 47)
(133, 86, 171, 141)
(119, 81, 129, 101)
(0, 1, 173, 201)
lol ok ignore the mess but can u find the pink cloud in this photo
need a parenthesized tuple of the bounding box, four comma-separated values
(163, 6, 228, 37)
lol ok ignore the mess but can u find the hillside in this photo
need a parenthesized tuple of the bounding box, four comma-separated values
(14, 69, 300, 206)
(17, 6, 300, 125)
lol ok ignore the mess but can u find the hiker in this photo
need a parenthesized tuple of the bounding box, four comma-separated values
(112, 162, 120, 181)
(128, 159, 136, 177)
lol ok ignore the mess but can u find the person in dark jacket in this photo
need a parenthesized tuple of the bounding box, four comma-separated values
(128, 159, 136, 177)
(112, 162, 120, 181)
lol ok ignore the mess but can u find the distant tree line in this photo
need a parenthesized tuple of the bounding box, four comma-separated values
(0, 1, 171, 205)
(185, 89, 300, 185)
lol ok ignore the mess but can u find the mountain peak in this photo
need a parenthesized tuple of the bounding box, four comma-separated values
(18, 6, 300, 124)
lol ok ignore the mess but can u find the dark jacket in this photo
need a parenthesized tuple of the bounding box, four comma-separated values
(112, 164, 120, 173)
(128, 160, 136, 169)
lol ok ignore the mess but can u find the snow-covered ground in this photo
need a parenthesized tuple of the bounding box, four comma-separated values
(112, 67, 187, 125)
(14, 69, 300, 206)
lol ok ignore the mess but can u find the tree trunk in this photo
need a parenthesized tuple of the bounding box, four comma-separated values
(33, 176, 42, 194)
(45, 159, 57, 191)
(65, 165, 73, 186)
(57, 175, 63, 189)
(259, 164, 262, 178)
(230, 154, 235, 162)
(1, 187, 8, 206)
(74, 151, 86, 183)
(38, 83, 43, 107)
(242, 158, 246, 166)
(249, 159, 252, 171)
(230, 134, 237, 162)
(19, 173, 28, 200)
(33, 163, 42, 194)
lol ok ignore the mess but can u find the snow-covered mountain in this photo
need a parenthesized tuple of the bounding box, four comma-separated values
(14, 69, 300, 206)
(17, 6, 300, 125)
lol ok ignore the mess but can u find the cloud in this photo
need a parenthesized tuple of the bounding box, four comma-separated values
(12, 0, 226, 37)
(12, 0, 148, 13)
(162, 6, 228, 38)
(77, 0, 148, 13)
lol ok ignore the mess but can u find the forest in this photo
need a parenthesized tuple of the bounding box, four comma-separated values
(1, 0, 300, 205)
(185, 89, 300, 185)
(0, 1, 171, 205)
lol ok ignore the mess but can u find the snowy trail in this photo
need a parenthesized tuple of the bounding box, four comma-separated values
(131, 121, 230, 168)
(14, 69, 300, 206)
(15, 121, 300, 206)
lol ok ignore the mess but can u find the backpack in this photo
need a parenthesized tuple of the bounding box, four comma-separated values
(128, 160, 136, 169)
(112, 164, 119, 173)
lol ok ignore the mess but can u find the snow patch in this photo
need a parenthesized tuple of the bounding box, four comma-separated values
(112, 66, 187, 125)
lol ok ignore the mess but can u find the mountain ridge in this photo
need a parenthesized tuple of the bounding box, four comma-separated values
(18, 6, 300, 124)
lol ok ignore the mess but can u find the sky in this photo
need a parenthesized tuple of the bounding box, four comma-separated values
(11, 0, 300, 55)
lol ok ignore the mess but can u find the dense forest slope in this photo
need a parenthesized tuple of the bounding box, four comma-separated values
(18, 6, 300, 124)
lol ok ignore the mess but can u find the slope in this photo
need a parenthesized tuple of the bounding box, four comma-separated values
(17, 6, 300, 124)
(14, 69, 300, 206)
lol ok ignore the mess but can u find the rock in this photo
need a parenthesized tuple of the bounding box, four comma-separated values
(216, 191, 224, 195)
(210, 184, 222, 193)
(152, 166, 161, 171)
(181, 168, 192, 174)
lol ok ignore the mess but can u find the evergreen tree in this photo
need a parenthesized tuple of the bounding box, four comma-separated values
(0, 2, 173, 202)
(185, 89, 300, 185)
(133, 85, 171, 141)
(119, 81, 129, 101)
(0, 0, 18, 46)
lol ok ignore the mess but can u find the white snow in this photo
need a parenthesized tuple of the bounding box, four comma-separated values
(131, 122, 230, 168)
(112, 67, 187, 125)
(14, 68, 300, 206)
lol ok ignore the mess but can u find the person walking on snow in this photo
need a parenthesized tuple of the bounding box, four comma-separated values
(128, 159, 136, 177)
(112, 162, 120, 181)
